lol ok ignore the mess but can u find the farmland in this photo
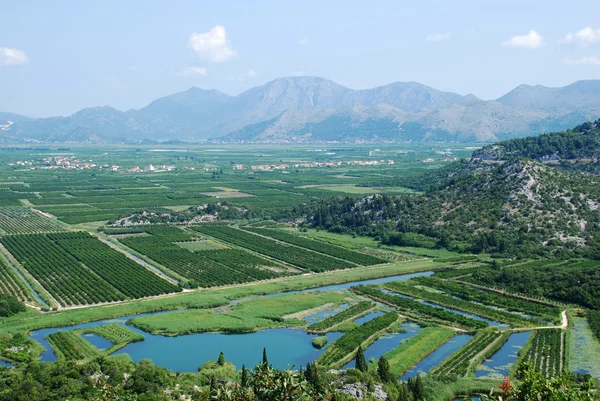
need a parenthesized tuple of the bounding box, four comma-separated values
(117, 225, 289, 288)
(318, 312, 399, 367)
(0, 144, 594, 400)
(192, 224, 357, 272)
(242, 227, 387, 265)
(383, 327, 456, 378)
(521, 329, 566, 377)
(432, 330, 508, 376)
(307, 301, 374, 333)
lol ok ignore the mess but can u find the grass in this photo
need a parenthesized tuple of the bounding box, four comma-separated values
(312, 336, 328, 348)
(80, 324, 144, 353)
(383, 327, 456, 378)
(129, 291, 347, 335)
(0, 258, 440, 334)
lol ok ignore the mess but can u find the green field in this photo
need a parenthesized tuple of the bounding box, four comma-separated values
(383, 327, 455, 377)
(129, 292, 347, 335)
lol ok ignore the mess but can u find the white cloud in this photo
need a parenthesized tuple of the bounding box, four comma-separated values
(175, 66, 208, 77)
(245, 69, 257, 78)
(502, 30, 544, 49)
(292, 71, 305, 76)
(426, 33, 450, 42)
(189, 25, 236, 63)
(562, 56, 600, 66)
(0, 47, 28, 66)
(298, 38, 308, 45)
(561, 27, 600, 46)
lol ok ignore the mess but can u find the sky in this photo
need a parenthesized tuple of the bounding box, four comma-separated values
(2, 0, 600, 117)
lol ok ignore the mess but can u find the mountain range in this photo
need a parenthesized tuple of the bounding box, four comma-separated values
(3, 77, 600, 144)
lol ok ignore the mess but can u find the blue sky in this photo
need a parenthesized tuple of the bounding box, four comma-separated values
(2, 0, 600, 117)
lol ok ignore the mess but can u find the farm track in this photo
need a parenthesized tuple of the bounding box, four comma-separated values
(97, 235, 179, 285)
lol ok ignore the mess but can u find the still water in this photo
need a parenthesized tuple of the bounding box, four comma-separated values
(475, 332, 531, 379)
(400, 334, 473, 380)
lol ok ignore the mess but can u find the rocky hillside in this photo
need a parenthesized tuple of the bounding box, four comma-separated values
(472, 119, 600, 171)
(304, 158, 600, 258)
(3, 77, 600, 144)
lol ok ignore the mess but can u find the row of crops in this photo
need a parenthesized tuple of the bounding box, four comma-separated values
(48, 232, 181, 298)
(0, 207, 66, 234)
(47, 324, 144, 361)
(318, 312, 398, 366)
(192, 225, 356, 272)
(382, 281, 534, 327)
(47, 331, 101, 360)
(118, 226, 288, 288)
(84, 325, 144, 345)
(307, 301, 374, 333)
(242, 227, 387, 266)
(0, 257, 32, 302)
(351, 285, 488, 329)
(1, 234, 125, 306)
(410, 277, 561, 321)
(432, 330, 507, 376)
(1, 231, 184, 306)
(522, 329, 565, 377)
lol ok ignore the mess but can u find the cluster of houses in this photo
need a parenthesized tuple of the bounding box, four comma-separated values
(127, 164, 176, 173)
(9, 156, 119, 171)
(232, 159, 396, 171)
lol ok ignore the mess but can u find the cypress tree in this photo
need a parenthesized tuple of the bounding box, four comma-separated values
(262, 347, 269, 368)
(210, 376, 216, 393)
(217, 351, 225, 366)
(241, 365, 248, 387)
(377, 356, 393, 382)
(355, 345, 367, 372)
(304, 362, 313, 381)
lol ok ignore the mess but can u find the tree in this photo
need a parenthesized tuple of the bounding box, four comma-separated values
(262, 348, 269, 368)
(377, 357, 393, 382)
(241, 364, 248, 387)
(217, 351, 225, 366)
(408, 375, 425, 401)
(355, 346, 367, 373)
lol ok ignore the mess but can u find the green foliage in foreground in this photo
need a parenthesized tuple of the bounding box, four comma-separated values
(484, 365, 600, 401)
(0, 354, 595, 401)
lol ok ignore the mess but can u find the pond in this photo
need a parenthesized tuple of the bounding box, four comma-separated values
(30, 271, 433, 371)
(400, 333, 472, 380)
(475, 331, 531, 379)
(82, 333, 113, 350)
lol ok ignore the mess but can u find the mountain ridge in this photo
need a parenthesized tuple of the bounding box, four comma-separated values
(2, 77, 600, 144)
